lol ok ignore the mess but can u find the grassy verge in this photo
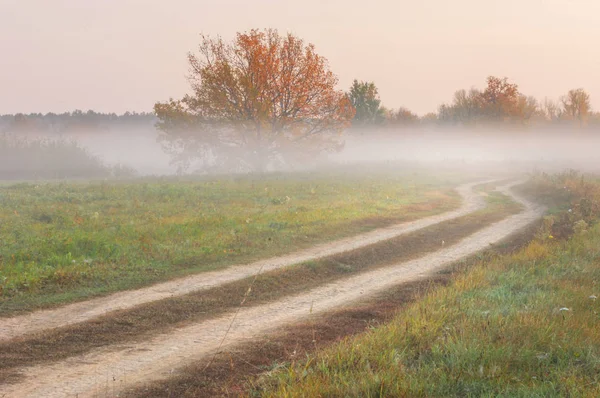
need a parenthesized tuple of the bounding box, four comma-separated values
(0, 169, 462, 314)
(0, 188, 516, 382)
(255, 173, 600, 397)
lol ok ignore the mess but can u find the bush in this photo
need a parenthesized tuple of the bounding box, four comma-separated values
(0, 135, 110, 180)
(526, 170, 600, 238)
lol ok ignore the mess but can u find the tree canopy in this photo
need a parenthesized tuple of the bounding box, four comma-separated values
(562, 88, 591, 127)
(346, 80, 385, 127)
(438, 76, 543, 125)
(154, 29, 355, 172)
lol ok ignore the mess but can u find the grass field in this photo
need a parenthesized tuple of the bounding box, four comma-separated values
(0, 168, 463, 314)
(255, 172, 600, 397)
(0, 187, 518, 382)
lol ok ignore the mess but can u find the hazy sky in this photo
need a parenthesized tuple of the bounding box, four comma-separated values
(1, 0, 599, 115)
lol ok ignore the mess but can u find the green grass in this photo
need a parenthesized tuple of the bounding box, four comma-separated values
(0, 169, 462, 314)
(0, 189, 520, 379)
(256, 178, 600, 397)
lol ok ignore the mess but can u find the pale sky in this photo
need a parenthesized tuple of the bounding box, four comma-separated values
(1, 0, 599, 115)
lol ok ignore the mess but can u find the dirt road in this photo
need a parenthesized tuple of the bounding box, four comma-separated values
(0, 181, 490, 341)
(0, 183, 544, 397)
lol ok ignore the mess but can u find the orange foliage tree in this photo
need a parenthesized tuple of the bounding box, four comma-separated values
(438, 76, 542, 125)
(478, 76, 521, 120)
(155, 29, 355, 171)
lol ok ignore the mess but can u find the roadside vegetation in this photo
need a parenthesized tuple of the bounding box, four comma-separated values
(255, 172, 600, 397)
(0, 168, 462, 314)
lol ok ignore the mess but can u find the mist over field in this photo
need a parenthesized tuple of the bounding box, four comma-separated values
(3, 125, 600, 178)
(51, 126, 600, 176)
(336, 130, 600, 172)
(85, 132, 600, 175)
(65, 130, 176, 175)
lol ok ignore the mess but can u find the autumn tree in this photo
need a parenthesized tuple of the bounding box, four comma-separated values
(561, 88, 591, 127)
(478, 76, 521, 121)
(154, 29, 354, 172)
(347, 80, 385, 128)
(515, 95, 542, 123)
(437, 77, 536, 125)
(384, 107, 419, 126)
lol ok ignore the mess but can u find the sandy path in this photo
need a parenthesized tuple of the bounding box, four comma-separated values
(0, 181, 491, 341)
(0, 183, 544, 398)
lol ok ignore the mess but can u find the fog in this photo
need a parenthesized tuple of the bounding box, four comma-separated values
(334, 130, 600, 173)
(3, 120, 600, 180)
(65, 131, 177, 175)
(58, 127, 600, 177)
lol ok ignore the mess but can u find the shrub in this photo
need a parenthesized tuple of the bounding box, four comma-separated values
(0, 134, 110, 180)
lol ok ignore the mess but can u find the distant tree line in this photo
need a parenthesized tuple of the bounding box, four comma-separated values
(3, 78, 597, 139)
(0, 110, 156, 135)
(347, 76, 600, 131)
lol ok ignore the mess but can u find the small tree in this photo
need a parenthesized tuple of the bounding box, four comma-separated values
(478, 76, 521, 121)
(420, 112, 438, 125)
(155, 29, 354, 172)
(385, 107, 419, 127)
(437, 77, 528, 125)
(542, 98, 563, 123)
(561, 88, 591, 127)
(347, 80, 385, 128)
(515, 95, 542, 123)
(437, 88, 482, 125)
